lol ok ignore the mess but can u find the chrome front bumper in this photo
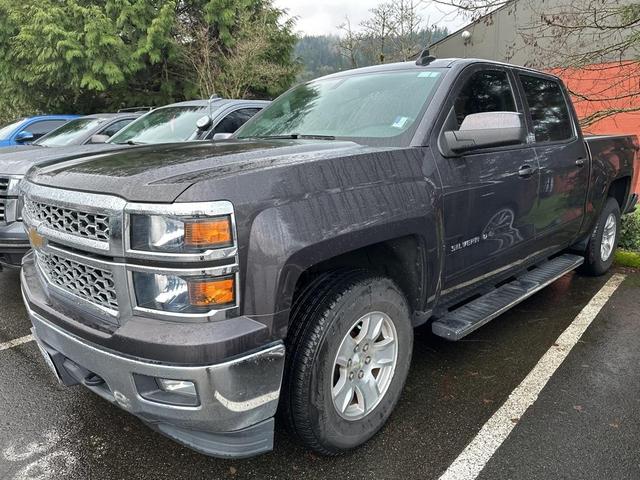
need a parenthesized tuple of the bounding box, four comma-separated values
(27, 304, 286, 458)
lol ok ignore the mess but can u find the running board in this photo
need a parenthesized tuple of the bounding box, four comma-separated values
(432, 254, 584, 341)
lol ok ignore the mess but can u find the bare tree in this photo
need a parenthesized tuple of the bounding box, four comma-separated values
(337, 17, 362, 68)
(391, 0, 428, 61)
(361, 2, 396, 63)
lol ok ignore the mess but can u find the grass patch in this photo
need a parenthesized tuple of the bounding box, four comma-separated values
(614, 249, 640, 269)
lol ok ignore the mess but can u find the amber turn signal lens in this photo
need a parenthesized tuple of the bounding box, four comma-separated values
(188, 278, 235, 307)
(184, 217, 232, 248)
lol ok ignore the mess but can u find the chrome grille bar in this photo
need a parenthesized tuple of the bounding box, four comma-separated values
(0, 177, 9, 196)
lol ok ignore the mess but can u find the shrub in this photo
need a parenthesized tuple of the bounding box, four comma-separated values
(620, 209, 640, 252)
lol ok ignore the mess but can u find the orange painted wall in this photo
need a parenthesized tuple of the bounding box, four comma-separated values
(552, 61, 640, 193)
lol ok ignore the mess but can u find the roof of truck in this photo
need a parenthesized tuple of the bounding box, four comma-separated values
(322, 58, 559, 80)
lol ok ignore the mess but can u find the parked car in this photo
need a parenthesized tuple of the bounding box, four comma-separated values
(107, 98, 270, 145)
(0, 99, 268, 268)
(32, 112, 146, 147)
(20, 58, 638, 459)
(0, 115, 79, 148)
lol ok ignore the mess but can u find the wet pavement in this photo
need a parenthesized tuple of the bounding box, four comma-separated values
(0, 267, 638, 479)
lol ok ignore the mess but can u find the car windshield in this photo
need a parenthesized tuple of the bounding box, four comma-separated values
(0, 119, 26, 140)
(236, 69, 443, 146)
(109, 106, 206, 145)
(35, 118, 106, 147)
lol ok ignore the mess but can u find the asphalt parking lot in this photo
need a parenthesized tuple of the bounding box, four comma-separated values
(1, 267, 639, 480)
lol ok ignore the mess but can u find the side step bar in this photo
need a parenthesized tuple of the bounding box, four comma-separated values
(432, 254, 584, 341)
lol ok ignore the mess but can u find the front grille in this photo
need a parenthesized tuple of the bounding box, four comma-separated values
(0, 177, 8, 196)
(0, 200, 5, 223)
(25, 199, 109, 242)
(38, 251, 118, 311)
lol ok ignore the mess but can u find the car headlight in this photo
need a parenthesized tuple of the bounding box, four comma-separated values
(130, 214, 233, 253)
(133, 271, 236, 314)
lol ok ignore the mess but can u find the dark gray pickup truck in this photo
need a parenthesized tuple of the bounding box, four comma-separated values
(20, 58, 638, 459)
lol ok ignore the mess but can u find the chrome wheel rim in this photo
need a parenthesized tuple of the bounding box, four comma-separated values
(331, 311, 398, 421)
(600, 213, 617, 262)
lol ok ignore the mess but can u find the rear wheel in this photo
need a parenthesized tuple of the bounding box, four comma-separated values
(580, 197, 620, 276)
(282, 270, 413, 455)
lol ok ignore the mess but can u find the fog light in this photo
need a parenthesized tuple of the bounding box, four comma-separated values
(157, 379, 197, 397)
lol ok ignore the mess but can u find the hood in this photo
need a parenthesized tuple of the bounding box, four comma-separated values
(0, 143, 127, 176)
(26, 139, 383, 203)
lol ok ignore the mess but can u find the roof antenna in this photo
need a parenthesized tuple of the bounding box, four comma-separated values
(416, 48, 436, 66)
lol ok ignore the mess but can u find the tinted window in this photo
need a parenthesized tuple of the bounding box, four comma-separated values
(99, 118, 135, 138)
(28, 120, 67, 138)
(211, 108, 262, 137)
(520, 75, 573, 143)
(236, 70, 443, 146)
(453, 70, 516, 128)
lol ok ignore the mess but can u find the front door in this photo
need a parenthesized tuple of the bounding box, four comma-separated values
(431, 66, 540, 293)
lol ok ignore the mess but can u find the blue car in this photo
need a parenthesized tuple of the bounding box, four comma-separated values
(0, 115, 79, 148)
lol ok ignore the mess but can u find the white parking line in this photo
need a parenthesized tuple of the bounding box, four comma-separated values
(0, 334, 34, 352)
(439, 273, 626, 480)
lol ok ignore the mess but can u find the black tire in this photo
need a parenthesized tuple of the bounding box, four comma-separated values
(580, 197, 621, 276)
(281, 270, 413, 455)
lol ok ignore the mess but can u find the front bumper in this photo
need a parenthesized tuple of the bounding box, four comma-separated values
(23, 270, 286, 459)
(0, 221, 29, 268)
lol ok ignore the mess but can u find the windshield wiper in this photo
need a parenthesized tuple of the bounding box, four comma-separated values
(248, 134, 336, 141)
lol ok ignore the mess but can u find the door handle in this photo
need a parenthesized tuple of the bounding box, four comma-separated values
(575, 158, 586, 167)
(518, 165, 536, 178)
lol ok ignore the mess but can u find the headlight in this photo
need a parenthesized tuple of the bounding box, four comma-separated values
(130, 214, 233, 253)
(133, 271, 235, 314)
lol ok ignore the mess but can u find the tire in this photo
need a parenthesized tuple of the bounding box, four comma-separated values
(580, 197, 621, 276)
(281, 270, 413, 455)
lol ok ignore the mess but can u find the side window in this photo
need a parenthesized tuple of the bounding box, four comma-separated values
(519, 75, 573, 143)
(453, 70, 517, 128)
(209, 108, 262, 137)
(100, 119, 134, 138)
(27, 120, 67, 139)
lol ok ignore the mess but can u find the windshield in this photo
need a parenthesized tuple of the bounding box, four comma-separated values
(236, 69, 443, 146)
(35, 118, 105, 147)
(0, 119, 26, 140)
(109, 106, 206, 145)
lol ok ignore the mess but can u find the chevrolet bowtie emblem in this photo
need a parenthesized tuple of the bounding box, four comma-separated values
(28, 227, 46, 249)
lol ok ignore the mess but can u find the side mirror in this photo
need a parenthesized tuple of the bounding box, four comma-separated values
(89, 134, 110, 144)
(196, 115, 213, 131)
(442, 112, 526, 155)
(15, 130, 34, 143)
(213, 133, 233, 141)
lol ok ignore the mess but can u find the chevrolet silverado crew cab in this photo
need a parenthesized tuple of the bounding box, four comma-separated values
(20, 57, 639, 459)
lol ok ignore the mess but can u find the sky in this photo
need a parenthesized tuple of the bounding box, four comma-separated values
(273, 0, 468, 37)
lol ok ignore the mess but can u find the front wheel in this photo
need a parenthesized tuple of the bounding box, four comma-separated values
(580, 197, 621, 276)
(282, 270, 413, 455)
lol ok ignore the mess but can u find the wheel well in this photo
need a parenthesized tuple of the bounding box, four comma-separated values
(608, 176, 631, 209)
(291, 235, 426, 321)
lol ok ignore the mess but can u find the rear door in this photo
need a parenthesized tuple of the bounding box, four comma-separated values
(517, 73, 589, 251)
(431, 65, 540, 292)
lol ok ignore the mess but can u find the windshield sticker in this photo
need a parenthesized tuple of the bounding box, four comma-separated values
(418, 71, 440, 78)
(392, 116, 409, 129)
